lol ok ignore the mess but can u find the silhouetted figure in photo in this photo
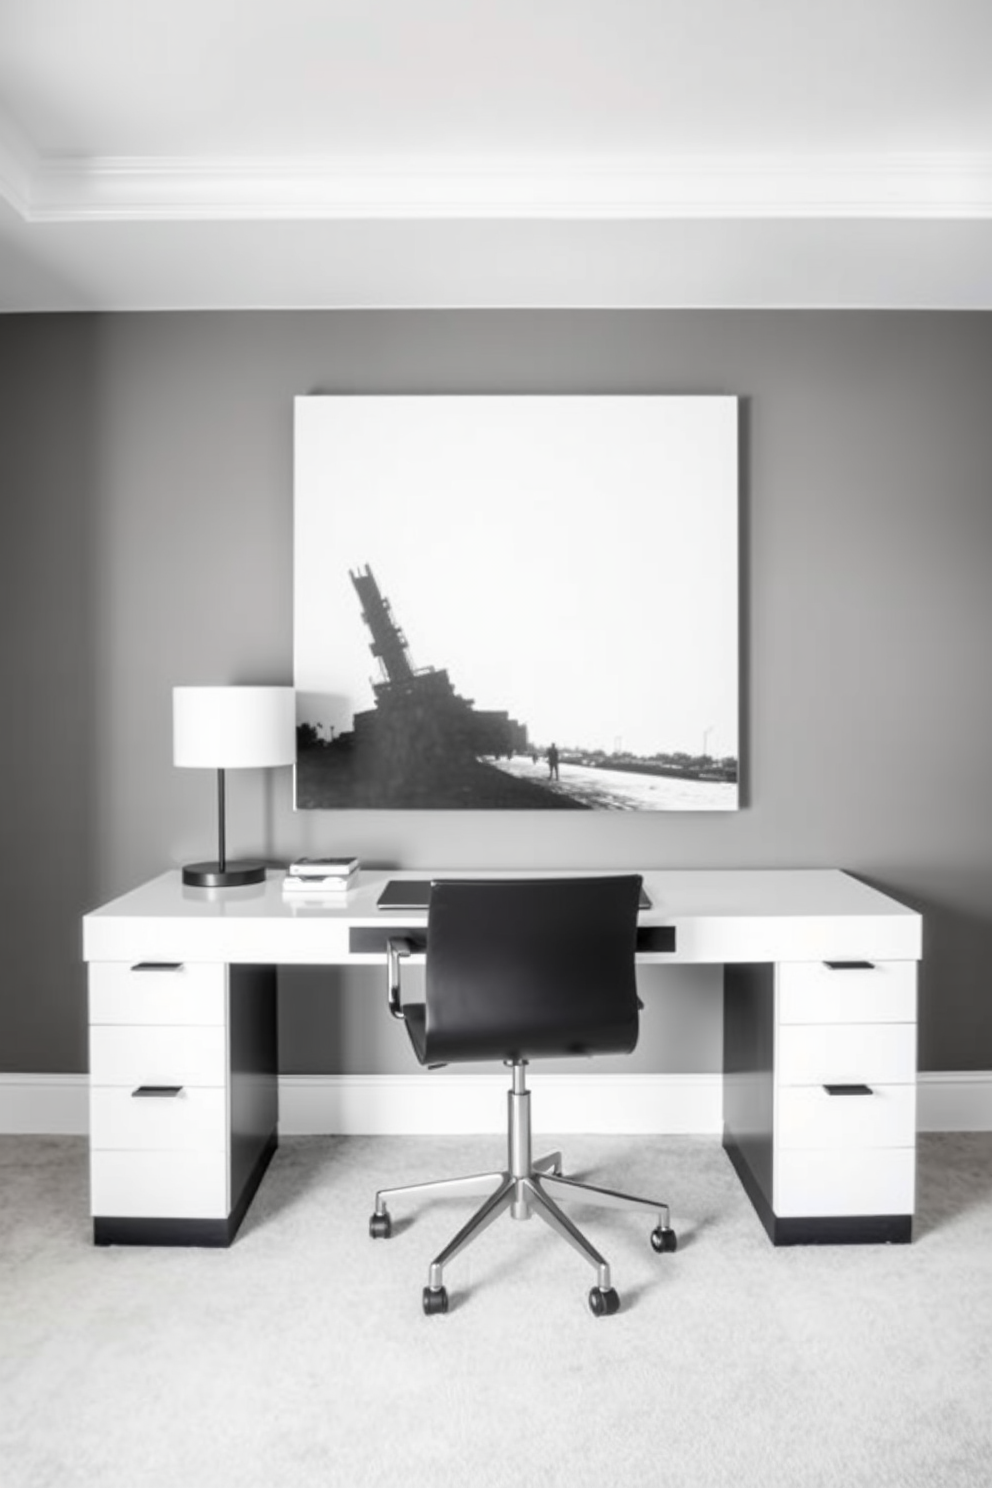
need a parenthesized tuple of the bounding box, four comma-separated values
(547, 742, 560, 780)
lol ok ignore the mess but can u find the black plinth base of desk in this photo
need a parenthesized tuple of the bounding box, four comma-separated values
(723, 1133, 912, 1246)
(94, 1131, 278, 1249)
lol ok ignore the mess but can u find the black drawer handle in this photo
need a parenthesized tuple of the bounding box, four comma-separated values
(823, 1083, 874, 1096)
(130, 962, 184, 972)
(131, 1085, 184, 1098)
(823, 961, 876, 971)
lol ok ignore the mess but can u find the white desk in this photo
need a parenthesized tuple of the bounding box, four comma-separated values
(82, 867, 922, 1248)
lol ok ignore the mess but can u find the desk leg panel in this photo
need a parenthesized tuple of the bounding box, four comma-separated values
(722, 963, 775, 1217)
(229, 963, 279, 1223)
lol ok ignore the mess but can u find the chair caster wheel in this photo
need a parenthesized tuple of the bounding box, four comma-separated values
(423, 1285, 449, 1316)
(369, 1211, 392, 1239)
(588, 1286, 620, 1317)
(651, 1225, 677, 1254)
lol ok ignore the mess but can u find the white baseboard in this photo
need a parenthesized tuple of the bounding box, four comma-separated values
(3, 1070, 992, 1136)
(277, 1073, 725, 1135)
(0, 1075, 90, 1135)
(916, 1071, 992, 1132)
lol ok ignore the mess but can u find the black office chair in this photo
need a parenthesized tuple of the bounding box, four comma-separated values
(369, 877, 676, 1317)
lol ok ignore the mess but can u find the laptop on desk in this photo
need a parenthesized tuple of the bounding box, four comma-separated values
(377, 879, 653, 911)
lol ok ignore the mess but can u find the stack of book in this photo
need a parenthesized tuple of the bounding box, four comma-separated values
(282, 857, 360, 899)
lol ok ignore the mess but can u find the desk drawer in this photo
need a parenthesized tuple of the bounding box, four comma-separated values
(90, 1149, 229, 1219)
(778, 961, 916, 1025)
(90, 1025, 227, 1088)
(777, 1083, 916, 1150)
(89, 961, 226, 1026)
(776, 1147, 915, 1218)
(777, 1023, 916, 1087)
(91, 1085, 227, 1152)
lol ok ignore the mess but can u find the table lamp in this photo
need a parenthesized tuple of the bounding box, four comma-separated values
(173, 685, 296, 887)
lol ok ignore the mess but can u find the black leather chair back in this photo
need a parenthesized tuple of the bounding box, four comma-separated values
(422, 876, 642, 1066)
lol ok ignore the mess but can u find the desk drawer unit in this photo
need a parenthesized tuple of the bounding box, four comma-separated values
(774, 960, 917, 1237)
(723, 958, 918, 1246)
(88, 961, 278, 1247)
(89, 962, 229, 1228)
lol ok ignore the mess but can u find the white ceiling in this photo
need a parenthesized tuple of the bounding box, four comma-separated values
(2, 0, 992, 310)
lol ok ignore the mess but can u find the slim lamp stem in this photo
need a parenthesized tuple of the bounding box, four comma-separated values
(217, 767, 227, 873)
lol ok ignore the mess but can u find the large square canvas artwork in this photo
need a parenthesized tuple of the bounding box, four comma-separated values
(294, 395, 739, 810)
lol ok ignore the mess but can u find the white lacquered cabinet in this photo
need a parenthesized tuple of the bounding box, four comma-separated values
(87, 958, 278, 1244)
(723, 956, 919, 1244)
(88, 961, 231, 1225)
(772, 960, 917, 1228)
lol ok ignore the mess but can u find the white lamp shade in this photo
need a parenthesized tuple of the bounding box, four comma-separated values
(173, 687, 296, 769)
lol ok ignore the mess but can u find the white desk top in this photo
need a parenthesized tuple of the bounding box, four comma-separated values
(83, 867, 922, 966)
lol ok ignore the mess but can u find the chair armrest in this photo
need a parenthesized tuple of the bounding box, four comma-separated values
(386, 936, 417, 1020)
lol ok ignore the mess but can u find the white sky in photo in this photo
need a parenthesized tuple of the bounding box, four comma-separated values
(294, 396, 738, 760)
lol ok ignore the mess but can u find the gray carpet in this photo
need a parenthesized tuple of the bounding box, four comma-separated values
(2, 1132, 991, 1488)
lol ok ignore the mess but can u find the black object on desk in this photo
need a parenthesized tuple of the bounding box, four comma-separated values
(377, 878, 653, 911)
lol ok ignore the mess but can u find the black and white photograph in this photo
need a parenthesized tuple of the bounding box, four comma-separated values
(294, 395, 739, 809)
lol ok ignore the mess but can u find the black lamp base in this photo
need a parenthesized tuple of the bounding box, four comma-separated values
(182, 861, 267, 889)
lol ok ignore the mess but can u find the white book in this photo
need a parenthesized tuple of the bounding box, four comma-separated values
(283, 873, 357, 893)
(287, 856, 359, 879)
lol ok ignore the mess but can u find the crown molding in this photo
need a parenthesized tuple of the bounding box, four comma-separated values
(2, 150, 991, 223)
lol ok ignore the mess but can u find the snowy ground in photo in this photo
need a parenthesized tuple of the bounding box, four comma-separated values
(488, 755, 737, 811)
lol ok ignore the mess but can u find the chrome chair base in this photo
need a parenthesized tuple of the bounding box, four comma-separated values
(370, 1061, 676, 1315)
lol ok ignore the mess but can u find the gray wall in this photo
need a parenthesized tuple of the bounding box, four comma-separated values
(2, 310, 991, 1076)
